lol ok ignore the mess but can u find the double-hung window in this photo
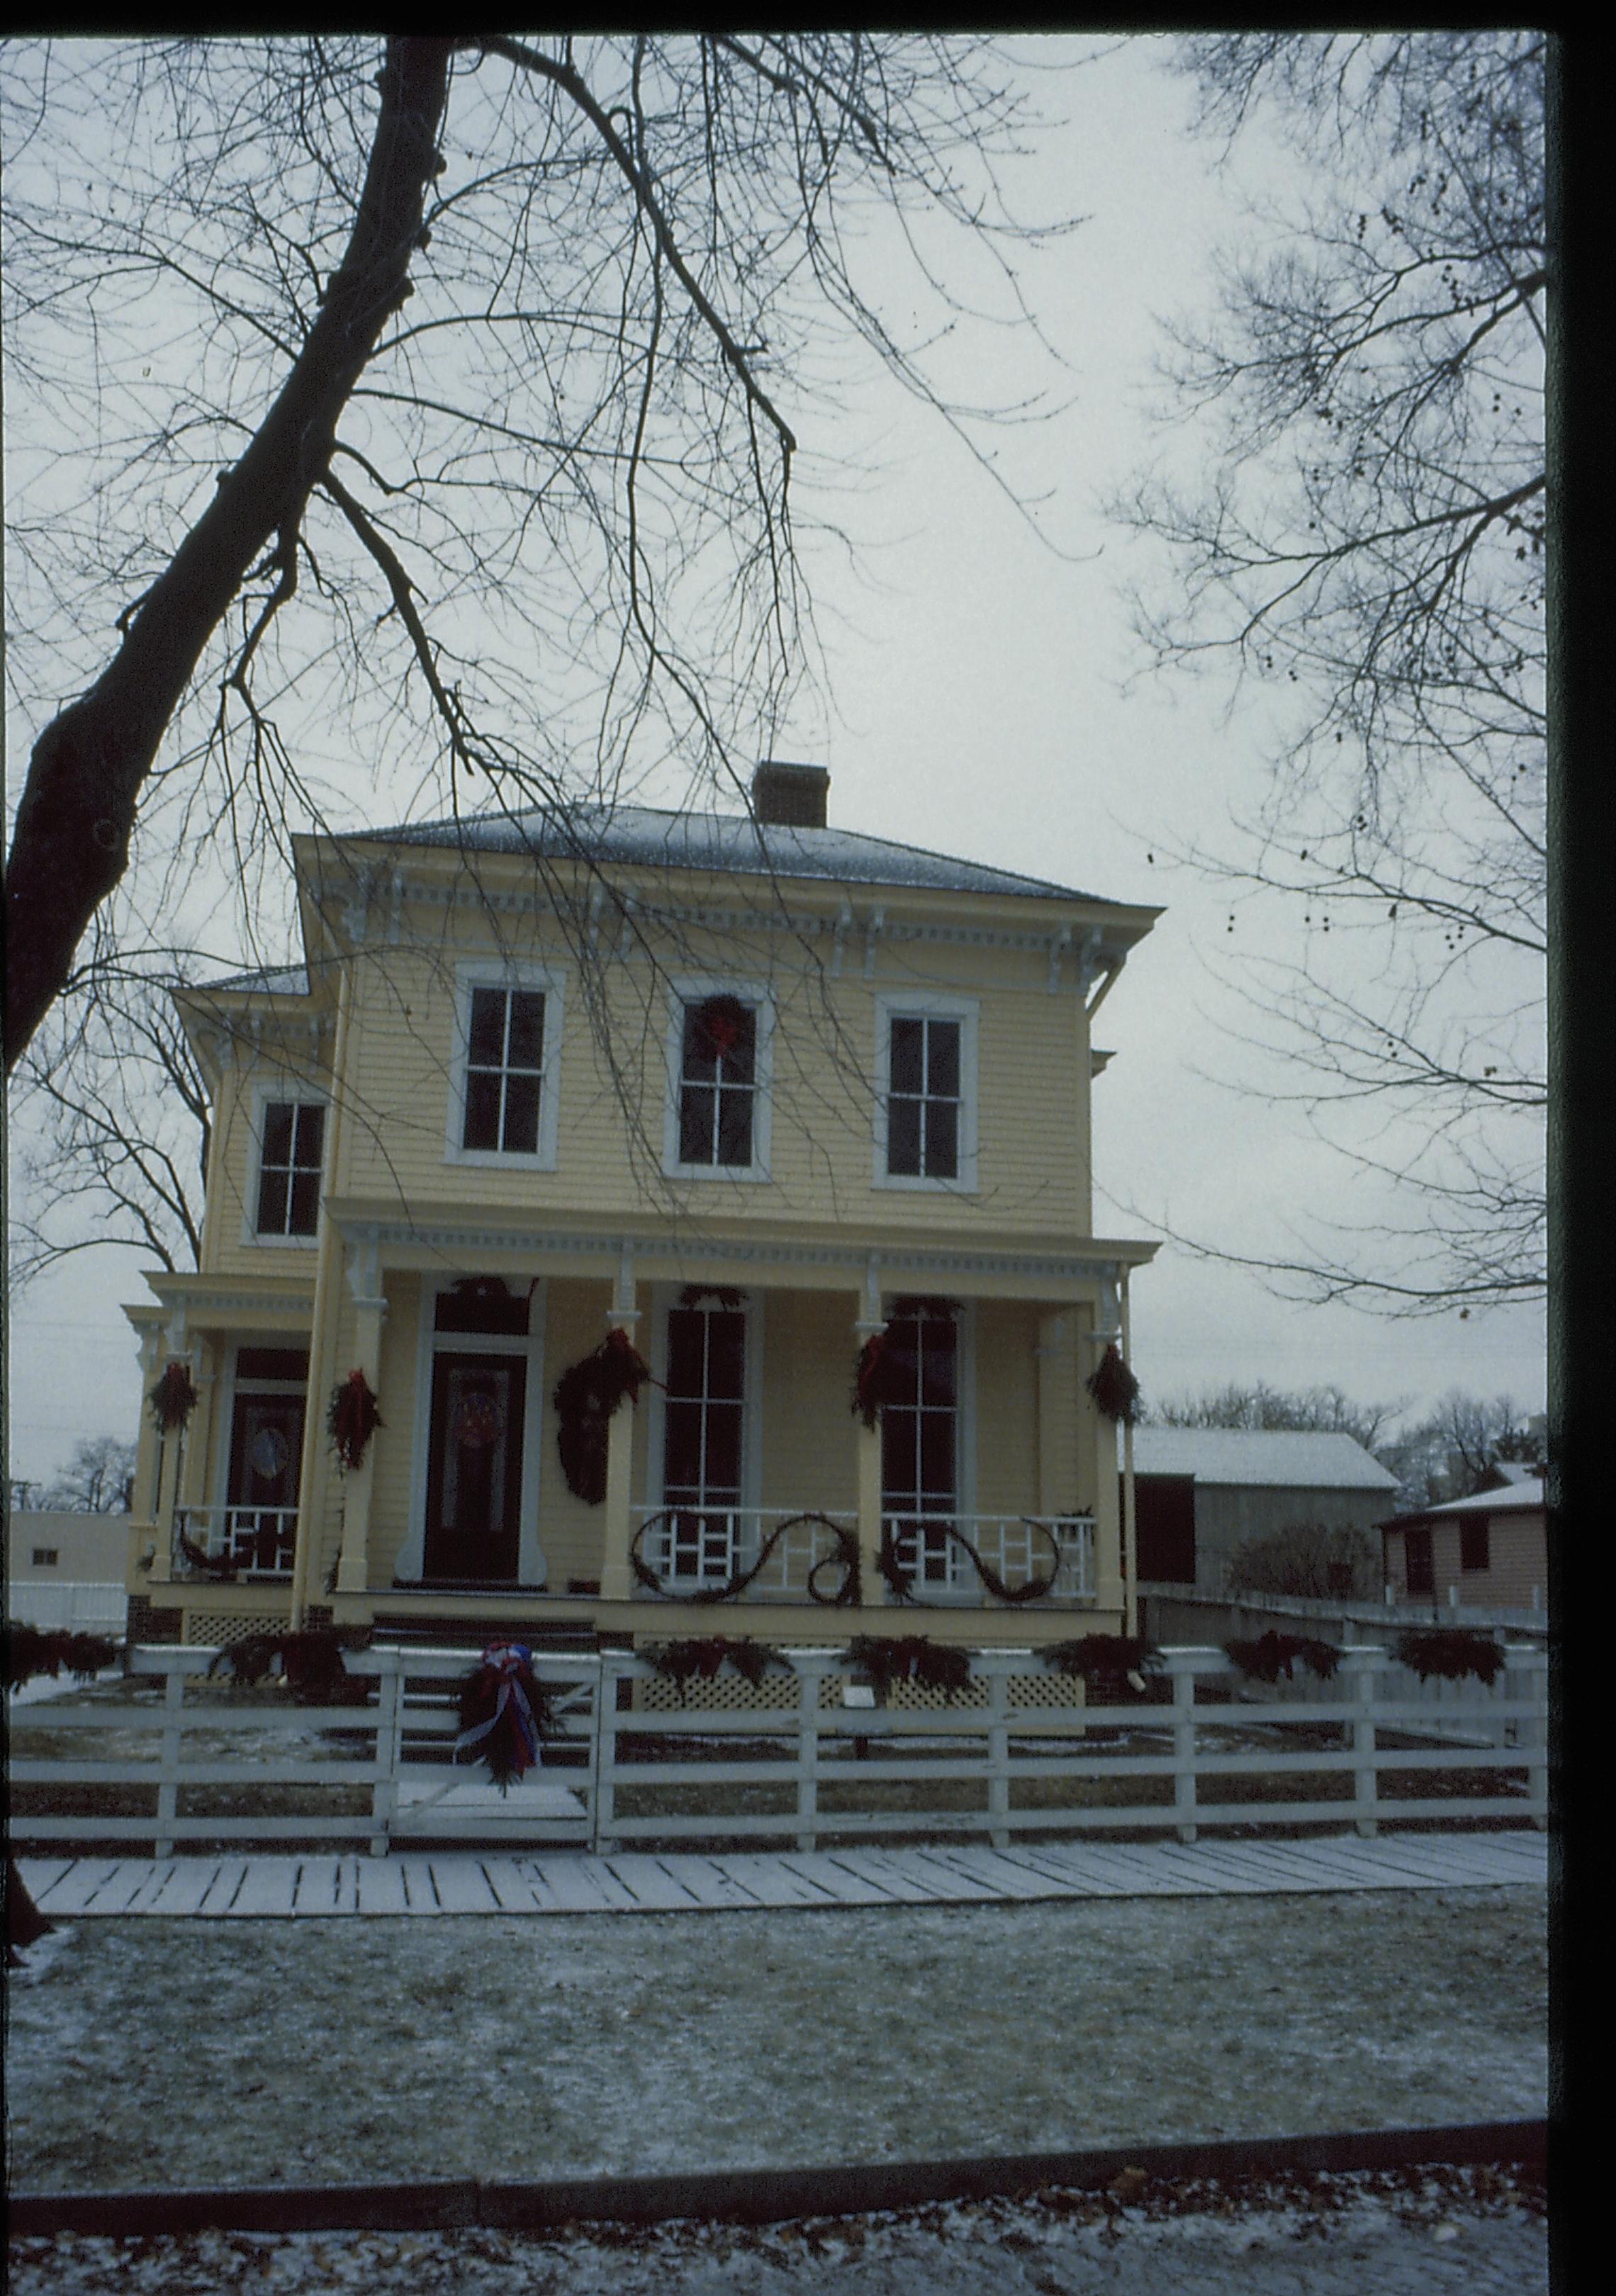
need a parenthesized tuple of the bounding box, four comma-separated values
(666, 986, 770, 1177)
(464, 986, 544, 1153)
(450, 967, 563, 1166)
(877, 996, 977, 1189)
(255, 1101, 325, 1237)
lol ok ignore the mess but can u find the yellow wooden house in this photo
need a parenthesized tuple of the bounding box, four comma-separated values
(122, 762, 1160, 1658)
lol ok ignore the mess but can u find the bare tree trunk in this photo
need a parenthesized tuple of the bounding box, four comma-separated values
(4, 37, 454, 1071)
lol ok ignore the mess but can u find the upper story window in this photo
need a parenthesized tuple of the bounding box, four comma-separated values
(256, 1101, 326, 1236)
(448, 966, 564, 1168)
(875, 995, 977, 1191)
(464, 986, 545, 1153)
(666, 988, 771, 1178)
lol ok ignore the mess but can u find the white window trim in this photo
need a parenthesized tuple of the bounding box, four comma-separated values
(872, 991, 980, 1194)
(661, 976, 775, 1183)
(395, 1276, 549, 1589)
(242, 1082, 330, 1249)
(641, 1285, 765, 1569)
(444, 961, 566, 1171)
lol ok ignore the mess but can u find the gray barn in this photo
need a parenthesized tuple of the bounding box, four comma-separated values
(1130, 1428, 1399, 1597)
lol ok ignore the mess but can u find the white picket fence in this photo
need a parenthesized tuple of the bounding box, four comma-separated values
(7, 1640, 1547, 1859)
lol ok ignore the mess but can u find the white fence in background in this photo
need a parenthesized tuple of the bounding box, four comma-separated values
(7, 1641, 1547, 1859)
(5, 1581, 127, 1634)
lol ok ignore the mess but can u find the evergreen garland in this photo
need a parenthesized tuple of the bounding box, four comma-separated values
(553, 1327, 655, 1503)
(1042, 1634, 1165, 1694)
(327, 1370, 383, 1471)
(874, 1518, 1064, 1605)
(1225, 1631, 1342, 1684)
(630, 1512, 860, 1606)
(148, 1361, 198, 1433)
(4, 1624, 120, 1694)
(176, 1526, 238, 1580)
(642, 1638, 792, 1701)
(1395, 1628, 1508, 1687)
(454, 1643, 559, 1790)
(1085, 1344, 1141, 1425)
(848, 1635, 972, 1705)
(206, 1628, 371, 1704)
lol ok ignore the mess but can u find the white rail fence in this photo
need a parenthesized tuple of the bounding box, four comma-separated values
(8, 1642, 1547, 1859)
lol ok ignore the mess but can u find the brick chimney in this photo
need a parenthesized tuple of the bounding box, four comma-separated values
(752, 759, 829, 829)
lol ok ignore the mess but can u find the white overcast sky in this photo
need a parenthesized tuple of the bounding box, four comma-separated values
(4, 35, 1547, 1488)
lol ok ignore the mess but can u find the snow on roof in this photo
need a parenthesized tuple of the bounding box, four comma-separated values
(1396, 1476, 1545, 1521)
(1130, 1427, 1400, 1491)
(353, 802, 1140, 911)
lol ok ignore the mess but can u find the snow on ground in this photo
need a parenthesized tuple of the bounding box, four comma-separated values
(6, 1887, 1544, 2195)
(5, 2168, 1549, 2295)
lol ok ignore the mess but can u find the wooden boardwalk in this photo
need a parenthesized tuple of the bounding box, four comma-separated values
(17, 1828, 1544, 1921)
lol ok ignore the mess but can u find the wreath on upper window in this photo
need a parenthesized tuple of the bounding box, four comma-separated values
(688, 994, 753, 1064)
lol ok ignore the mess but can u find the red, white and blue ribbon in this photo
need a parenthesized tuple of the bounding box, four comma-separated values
(454, 1643, 543, 1783)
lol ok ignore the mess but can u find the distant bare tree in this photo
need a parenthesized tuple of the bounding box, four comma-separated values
(1149, 1379, 1405, 1454)
(1119, 33, 1545, 1316)
(42, 1436, 138, 1514)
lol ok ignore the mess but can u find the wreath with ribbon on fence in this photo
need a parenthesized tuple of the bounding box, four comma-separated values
(629, 1511, 860, 1607)
(453, 1643, 559, 1790)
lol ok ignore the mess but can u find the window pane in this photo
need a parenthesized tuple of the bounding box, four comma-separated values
(682, 1008, 717, 1083)
(665, 1309, 706, 1397)
(703, 1400, 744, 1494)
(888, 1097, 921, 1176)
(719, 1006, 756, 1084)
(288, 1169, 320, 1235)
(716, 1086, 753, 1166)
(468, 987, 507, 1067)
(890, 1017, 924, 1096)
(463, 1071, 502, 1151)
(262, 1101, 293, 1164)
(501, 1072, 541, 1154)
(706, 1312, 746, 1400)
(257, 1167, 290, 1234)
(925, 1097, 958, 1179)
(919, 1320, 957, 1405)
(663, 1400, 704, 1492)
(679, 1084, 715, 1165)
(919, 1412, 955, 1499)
(292, 1103, 326, 1169)
(507, 991, 544, 1071)
(926, 1020, 960, 1098)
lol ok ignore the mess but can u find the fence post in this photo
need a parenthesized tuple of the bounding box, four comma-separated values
(368, 1653, 403, 1858)
(985, 1655, 1013, 1851)
(796, 1656, 825, 1852)
(1510, 1648, 1549, 1831)
(1342, 1648, 1381, 1838)
(1169, 1659, 1198, 1845)
(591, 1653, 626, 1855)
(155, 1658, 185, 1859)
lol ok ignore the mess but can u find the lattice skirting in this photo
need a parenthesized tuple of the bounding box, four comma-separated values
(184, 1610, 293, 1648)
(632, 1671, 1087, 1712)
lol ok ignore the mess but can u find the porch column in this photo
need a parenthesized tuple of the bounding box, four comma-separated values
(1036, 1310, 1075, 1514)
(1119, 1271, 1138, 1637)
(179, 1343, 217, 1513)
(854, 1259, 886, 1608)
(148, 1323, 196, 1586)
(599, 1254, 640, 1604)
(335, 1242, 388, 1594)
(131, 1326, 163, 1572)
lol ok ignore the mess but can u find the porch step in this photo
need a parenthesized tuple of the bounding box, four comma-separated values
(368, 1614, 602, 1655)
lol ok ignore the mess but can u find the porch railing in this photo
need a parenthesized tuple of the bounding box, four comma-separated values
(173, 1506, 297, 1581)
(884, 1513, 1095, 1604)
(632, 1507, 858, 1601)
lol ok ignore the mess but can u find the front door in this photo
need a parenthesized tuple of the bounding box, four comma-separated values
(226, 1392, 304, 1575)
(423, 1353, 527, 1582)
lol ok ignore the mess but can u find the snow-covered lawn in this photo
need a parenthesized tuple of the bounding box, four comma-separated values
(6, 1886, 1545, 2195)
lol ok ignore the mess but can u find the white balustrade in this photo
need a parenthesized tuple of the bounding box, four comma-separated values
(174, 1506, 298, 1580)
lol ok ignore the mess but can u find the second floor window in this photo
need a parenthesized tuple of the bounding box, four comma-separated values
(463, 986, 546, 1154)
(678, 995, 758, 1168)
(887, 1014, 960, 1179)
(256, 1101, 325, 1236)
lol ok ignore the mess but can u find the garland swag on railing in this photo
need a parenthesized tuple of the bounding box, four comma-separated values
(642, 1638, 792, 1701)
(4, 1624, 120, 1695)
(630, 1512, 860, 1606)
(877, 1518, 1065, 1606)
(553, 1327, 655, 1504)
(1225, 1632, 1342, 1684)
(454, 1643, 559, 1791)
(1041, 1634, 1164, 1694)
(176, 1527, 238, 1581)
(848, 1636, 973, 1706)
(206, 1628, 372, 1704)
(1395, 1628, 1508, 1687)
(148, 1361, 198, 1434)
(328, 1371, 383, 1472)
